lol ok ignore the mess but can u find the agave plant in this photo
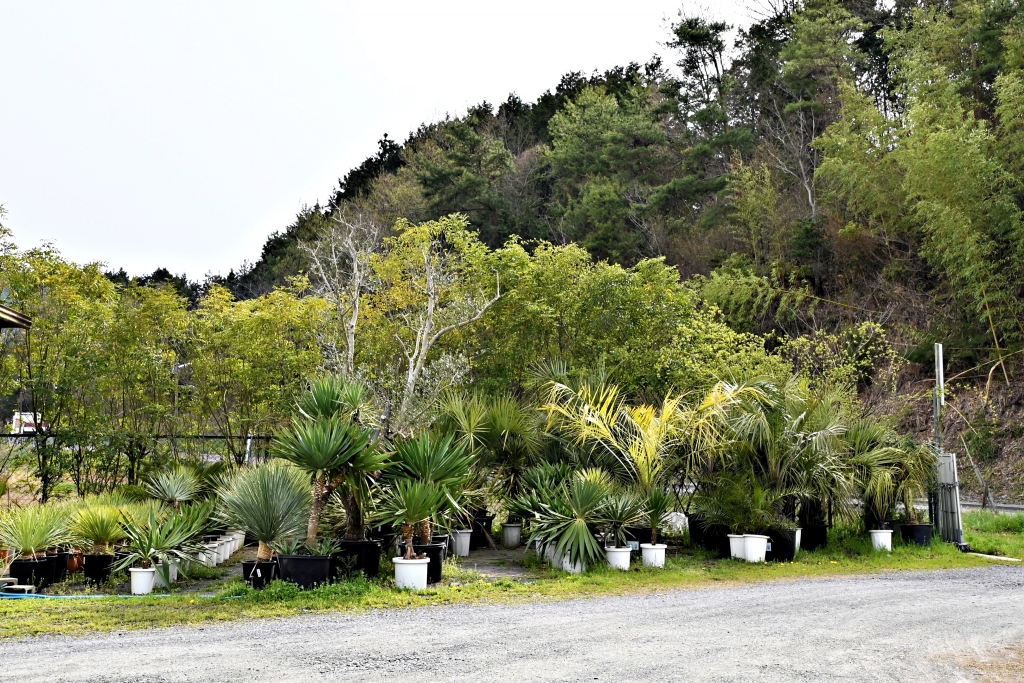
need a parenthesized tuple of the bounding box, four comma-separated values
(375, 479, 446, 560)
(0, 505, 73, 559)
(146, 466, 202, 509)
(218, 461, 311, 561)
(71, 504, 126, 554)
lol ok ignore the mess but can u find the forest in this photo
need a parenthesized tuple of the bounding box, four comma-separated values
(3, 0, 1024, 504)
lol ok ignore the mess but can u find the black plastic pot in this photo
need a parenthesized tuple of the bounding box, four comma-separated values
(332, 540, 383, 580)
(626, 526, 653, 547)
(52, 551, 70, 585)
(83, 554, 115, 585)
(801, 524, 829, 552)
(470, 515, 495, 550)
(765, 529, 797, 562)
(397, 542, 445, 584)
(38, 554, 58, 589)
(241, 560, 278, 589)
(900, 523, 933, 546)
(277, 555, 331, 589)
(689, 517, 730, 558)
(8, 558, 41, 587)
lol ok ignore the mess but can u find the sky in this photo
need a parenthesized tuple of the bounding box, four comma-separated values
(0, 1, 753, 280)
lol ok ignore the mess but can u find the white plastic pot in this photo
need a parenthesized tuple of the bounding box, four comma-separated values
(640, 543, 667, 568)
(561, 554, 585, 574)
(743, 534, 769, 563)
(728, 534, 746, 560)
(544, 543, 558, 565)
(605, 546, 631, 571)
(392, 557, 430, 590)
(204, 543, 219, 566)
(154, 560, 179, 588)
(129, 567, 157, 595)
(869, 529, 893, 551)
(219, 538, 233, 561)
(502, 523, 522, 548)
(452, 529, 472, 557)
(795, 528, 802, 555)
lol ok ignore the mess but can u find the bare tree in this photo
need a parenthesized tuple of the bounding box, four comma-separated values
(300, 212, 383, 377)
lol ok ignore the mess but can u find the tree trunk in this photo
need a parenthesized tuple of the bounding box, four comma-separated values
(307, 476, 327, 548)
(651, 525, 658, 545)
(342, 492, 365, 541)
(418, 518, 432, 545)
(256, 540, 273, 561)
(402, 524, 416, 559)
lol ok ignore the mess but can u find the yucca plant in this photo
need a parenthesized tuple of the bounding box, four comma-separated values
(146, 466, 202, 509)
(71, 504, 126, 553)
(218, 461, 311, 560)
(375, 479, 445, 559)
(113, 507, 208, 586)
(0, 505, 73, 559)
(530, 476, 609, 571)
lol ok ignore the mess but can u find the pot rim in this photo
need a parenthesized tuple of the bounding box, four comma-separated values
(392, 557, 431, 565)
(639, 543, 668, 549)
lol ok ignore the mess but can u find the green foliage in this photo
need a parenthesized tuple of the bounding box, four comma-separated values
(145, 466, 202, 509)
(70, 504, 125, 553)
(0, 505, 73, 558)
(217, 461, 311, 560)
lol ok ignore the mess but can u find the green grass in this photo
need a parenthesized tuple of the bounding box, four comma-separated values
(0, 533, 1014, 639)
(963, 510, 1024, 559)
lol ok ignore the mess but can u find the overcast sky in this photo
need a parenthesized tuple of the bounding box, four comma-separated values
(0, 1, 753, 279)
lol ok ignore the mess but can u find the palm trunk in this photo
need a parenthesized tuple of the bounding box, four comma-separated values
(402, 524, 416, 559)
(418, 518, 432, 545)
(342, 492, 365, 541)
(256, 541, 273, 561)
(307, 476, 327, 548)
(651, 525, 658, 545)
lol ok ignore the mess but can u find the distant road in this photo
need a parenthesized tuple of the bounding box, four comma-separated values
(2, 565, 1023, 682)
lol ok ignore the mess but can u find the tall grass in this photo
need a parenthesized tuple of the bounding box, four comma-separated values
(963, 510, 1024, 534)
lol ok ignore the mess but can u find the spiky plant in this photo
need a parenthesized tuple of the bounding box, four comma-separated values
(530, 477, 609, 570)
(146, 466, 202, 509)
(113, 507, 208, 585)
(218, 462, 311, 560)
(375, 479, 445, 560)
(71, 504, 126, 553)
(601, 491, 647, 548)
(0, 505, 73, 559)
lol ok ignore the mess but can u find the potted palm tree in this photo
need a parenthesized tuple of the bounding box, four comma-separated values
(218, 461, 311, 589)
(71, 504, 126, 585)
(602, 491, 646, 570)
(386, 432, 475, 584)
(113, 504, 209, 595)
(377, 479, 445, 590)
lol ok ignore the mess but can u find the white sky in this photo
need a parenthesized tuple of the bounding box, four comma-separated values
(0, 1, 753, 279)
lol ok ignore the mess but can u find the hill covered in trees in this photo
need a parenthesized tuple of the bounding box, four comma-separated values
(99, 0, 1024, 500)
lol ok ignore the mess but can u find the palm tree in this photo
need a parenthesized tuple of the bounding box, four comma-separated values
(847, 420, 934, 529)
(218, 461, 311, 561)
(376, 479, 446, 559)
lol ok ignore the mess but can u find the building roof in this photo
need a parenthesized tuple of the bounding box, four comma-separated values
(0, 303, 31, 329)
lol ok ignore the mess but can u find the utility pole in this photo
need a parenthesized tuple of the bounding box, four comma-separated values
(933, 343, 966, 547)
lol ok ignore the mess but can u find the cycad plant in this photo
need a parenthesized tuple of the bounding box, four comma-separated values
(71, 504, 126, 554)
(146, 466, 202, 510)
(274, 378, 384, 544)
(0, 505, 73, 559)
(376, 479, 446, 559)
(218, 461, 311, 560)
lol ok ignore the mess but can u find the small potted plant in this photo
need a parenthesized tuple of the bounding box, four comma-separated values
(639, 489, 674, 568)
(0, 505, 71, 589)
(71, 504, 126, 585)
(113, 505, 208, 594)
(601, 491, 646, 571)
(273, 537, 337, 589)
(378, 479, 445, 590)
(218, 461, 311, 588)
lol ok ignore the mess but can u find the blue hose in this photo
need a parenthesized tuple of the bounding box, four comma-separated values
(0, 592, 172, 599)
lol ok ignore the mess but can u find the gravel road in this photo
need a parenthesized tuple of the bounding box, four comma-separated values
(3, 565, 1022, 682)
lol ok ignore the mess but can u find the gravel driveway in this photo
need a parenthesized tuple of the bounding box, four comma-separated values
(2, 565, 1022, 682)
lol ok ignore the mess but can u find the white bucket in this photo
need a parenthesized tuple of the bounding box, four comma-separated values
(743, 535, 769, 563)
(544, 543, 558, 565)
(203, 544, 219, 566)
(869, 529, 893, 551)
(795, 528, 802, 554)
(452, 529, 472, 557)
(640, 543, 667, 568)
(728, 534, 746, 560)
(154, 560, 178, 588)
(605, 546, 631, 570)
(502, 523, 522, 548)
(392, 557, 430, 590)
(129, 567, 157, 595)
(562, 554, 585, 574)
